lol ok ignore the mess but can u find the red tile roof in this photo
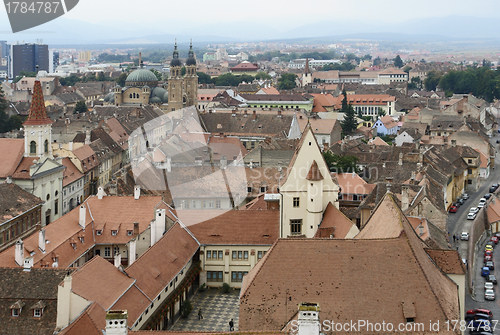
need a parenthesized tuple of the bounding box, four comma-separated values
(314, 202, 356, 238)
(0, 139, 24, 178)
(23, 80, 53, 126)
(61, 157, 84, 187)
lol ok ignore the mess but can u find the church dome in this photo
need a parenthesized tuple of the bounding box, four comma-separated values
(162, 91, 169, 103)
(170, 42, 182, 67)
(104, 92, 115, 102)
(125, 69, 158, 87)
(150, 97, 162, 104)
(186, 41, 196, 66)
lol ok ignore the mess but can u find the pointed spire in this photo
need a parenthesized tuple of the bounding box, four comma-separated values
(304, 58, 311, 74)
(23, 80, 52, 126)
(186, 38, 197, 66)
(139, 52, 142, 68)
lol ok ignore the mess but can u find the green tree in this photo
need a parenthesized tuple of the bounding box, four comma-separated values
(345, 53, 356, 62)
(394, 55, 403, 68)
(59, 75, 82, 87)
(150, 68, 162, 81)
(378, 107, 386, 117)
(424, 70, 442, 91)
(115, 73, 127, 87)
(255, 72, 271, 80)
(408, 77, 422, 90)
(322, 151, 359, 173)
(278, 73, 297, 90)
(181, 66, 186, 76)
(14, 71, 37, 83)
(74, 101, 88, 114)
(362, 54, 372, 61)
(196, 72, 213, 85)
(402, 65, 412, 74)
(97, 72, 105, 81)
(373, 57, 381, 66)
(339, 89, 358, 136)
(0, 86, 9, 133)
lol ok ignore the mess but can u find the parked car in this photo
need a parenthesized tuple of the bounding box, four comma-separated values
(485, 289, 495, 300)
(485, 255, 493, 262)
(490, 184, 499, 193)
(478, 202, 485, 208)
(462, 193, 469, 200)
(467, 309, 493, 317)
(496, 232, 500, 239)
(485, 250, 493, 257)
(485, 282, 494, 291)
(449, 206, 458, 213)
(488, 274, 497, 284)
(486, 261, 495, 270)
(453, 201, 461, 208)
(457, 198, 465, 205)
(468, 213, 477, 220)
(461, 232, 470, 240)
(470, 207, 479, 214)
(479, 198, 487, 204)
(482, 266, 491, 277)
(491, 236, 499, 244)
(485, 244, 494, 251)
(485, 193, 492, 199)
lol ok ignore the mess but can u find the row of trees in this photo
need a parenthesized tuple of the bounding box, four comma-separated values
(423, 66, 500, 102)
(0, 87, 24, 133)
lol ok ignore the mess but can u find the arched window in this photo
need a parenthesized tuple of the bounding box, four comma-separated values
(129, 94, 133, 98)
(30, 141, 36, 154)
(44, 140, 49, 153)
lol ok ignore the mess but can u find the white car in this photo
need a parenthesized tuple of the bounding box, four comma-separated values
(461, 232, 470, 240)
(470, 207, 479, 214)
(479, 198, 487, 204)
(468, 213, 477, 220)
(478, 202, 485, 208)
(462, 194, 469, 200)
(485, 282, 494, 290)
(485, 289, 496, 300)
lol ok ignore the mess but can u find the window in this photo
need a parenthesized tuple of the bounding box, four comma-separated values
(231, 271, 248, 282)
(218, 250, 223, 259)
(30, 141, 36, 154)
(232, 251, 237, 259)
(258, 251, 263, 259)
(238, 251, 243, 259)
(293, 197, 300, 208)
(206, 250, 211, 259)
(54, 199, 58, 215)
(192, 200, 196, 209)
(104, 247, 111, 257)
(247, 186, 252, 193)
(44, 140, 49, 153)
(207, 271, 223, 282)
(111, 230, 117, 236)
(244, 251, 248, 259)
(216, 200, 221, 209)
(34, 309, 41, 317)
(114, 246, 119, 255)
(468, 159, 472, 164)
(290, 219, 302, 235)
(79, 237, 84, 244)
(127, 230, 133, 236)
(260, 186, 266, 193)
(468, 169, 472, 174)
(96, 230, 102, 236)
(12, 309, 19, 317)
(468, 179, 472, 185)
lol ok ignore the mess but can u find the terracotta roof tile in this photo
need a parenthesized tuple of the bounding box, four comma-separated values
(306, 160, 323, 180)
(314, 202, 357, 238)
(23, 80, 53, 126)
(0, 139, 25, 178)
(425, 249, 466, 275)
(0, 183, 43, 224)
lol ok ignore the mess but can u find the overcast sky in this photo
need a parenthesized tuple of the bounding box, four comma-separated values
(1, 0, 500, 42)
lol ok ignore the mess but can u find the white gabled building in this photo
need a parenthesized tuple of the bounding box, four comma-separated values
(279, 125, 339, 238)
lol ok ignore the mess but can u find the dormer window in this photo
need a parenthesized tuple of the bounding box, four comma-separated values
(10, 300, 24, 317)
(111, 230, 117, 236)
(12, 308, 19, 317)
(127, 230, 133, 236)
(79, 237, 84, 243)
(96, 230, 102, 236)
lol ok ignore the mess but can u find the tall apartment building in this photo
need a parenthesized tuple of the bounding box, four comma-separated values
(11, 43, 49, 78)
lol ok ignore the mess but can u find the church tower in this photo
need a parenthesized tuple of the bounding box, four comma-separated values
(184, 40, 198, 109)
(167, 41, 184, 112)
(302, 58, 312, 87)
(23, 80, 53, 160)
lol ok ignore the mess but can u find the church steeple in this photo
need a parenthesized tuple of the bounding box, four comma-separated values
(23, 80, 52, 126)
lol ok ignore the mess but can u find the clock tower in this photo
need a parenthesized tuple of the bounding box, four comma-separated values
(23, 80, 53, 160)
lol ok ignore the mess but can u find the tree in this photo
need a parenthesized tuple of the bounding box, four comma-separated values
(408, 77, 422, 90)
(255, 72, 271, 80)
(74, 101, 88, 114)
(322, 151, 359, 173)
(424, 70, 442, 91)
(14, 71, 37, 83)
(345, 53, 356, 62)
(115, 73, 127, 87)
(0, 86, 9, 132)
(378, 107, 386, 117)
(373, 57, 381, 66)
(196, 71, 213, 85)
(339, 90, 358, 136)
(402, 65, 412, 74)
(362, 54, 372, 61)
(181, 66, 186, 76)
(97, 72, 105, 81)
(393, 55, 403, 68)
(278, 73, 297, 90)
(150, 68, 162, 81)
(59, 75, 82, 87)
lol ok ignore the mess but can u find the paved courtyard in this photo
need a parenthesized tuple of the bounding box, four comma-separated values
(170, 288, 240, 332)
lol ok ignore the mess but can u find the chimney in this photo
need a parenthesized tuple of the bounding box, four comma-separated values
(85, 129, 90, 145)
(253, 110, 257, 120)
(23, 256, 33, 271)
(418, 223, 424, 236)
(79, 205, 86, 229)
(105, 310, 128, 335)
(277, 109, 282, 118)
(401, 185, 409, 211)
(244, 110, 248, 117)
(451, 139, 456, 147)
(97, 186, 105, 200)
(15, 240, 24, 266)
(6, 176, 12, 184)
(220, 155, 227, 170)
(128, 238, 137, 265)
(410, 171, 416, 185)
(153, 209, 166, 244)
(68, 141, 73, 151)
(133, 222, 140, 236)
(297, 303, 321, 335)
(114, 251, 122, 268)
(150, 219, 156, 246)
(134, 186, 140, 200)
(398, 152, 403, 166)
(166, 156, 172, 172)
(57, 274, 73, 329)
(39, 228, 46, 252)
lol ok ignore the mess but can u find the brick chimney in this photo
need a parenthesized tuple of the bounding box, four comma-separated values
(79, 205, 86, 229)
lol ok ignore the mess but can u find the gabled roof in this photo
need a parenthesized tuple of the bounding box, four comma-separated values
(425, 249, 465, 275)
(306, 160, 323, 180)
(0, 139, 25, 178)
(187, 210, 279, 245)
(61, 157, 84, 187)
(0, 183, 43, 224)
(314, 202, 357, 238)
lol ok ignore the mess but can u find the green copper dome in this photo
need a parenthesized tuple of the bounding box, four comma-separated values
(125, 69, 158, 87)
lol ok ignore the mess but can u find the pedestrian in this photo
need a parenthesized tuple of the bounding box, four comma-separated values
(453, 235, 456, 242)
(198, 309, 203, 320)
(229, 319, 234, 331)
